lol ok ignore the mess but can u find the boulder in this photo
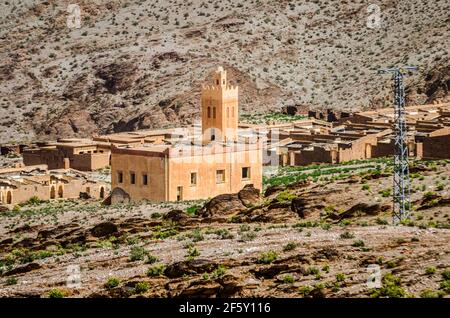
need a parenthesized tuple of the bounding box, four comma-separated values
(165, 259, 218, 278)
(291, 198, 314, 218)
(264, 185, 285, 197)
(312, 247, 340, 261)
(4, 262, 41, 276)
(90, 222, 118, 238)
(198, 193, 246, 217)
(163, 209, 189, 223)
(102, 194, 112, 206)
(238, 184, 261, 207)
(251, 264, 291, 279)
(176, 281, 222, 298)
(333, 203, 390, 220)
(110, 187, 131, 205)
(79, 192, 92, 200)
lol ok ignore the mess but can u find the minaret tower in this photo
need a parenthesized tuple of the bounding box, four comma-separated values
(201, 66, 239, 143)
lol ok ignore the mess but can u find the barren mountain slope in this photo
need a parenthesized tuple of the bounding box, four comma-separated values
(0, 0, 449, 142)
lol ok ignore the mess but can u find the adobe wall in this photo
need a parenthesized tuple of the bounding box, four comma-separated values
(71, 153, 110, 171)
(338, 135, 377, 162)
(372, 141, 394, 158)
(422, 134, 450, 159)
(23, 151, 66, 170)
(293, 147, 335, 165)
(111, 152, 167, 202)
(168, 147, 262, 201)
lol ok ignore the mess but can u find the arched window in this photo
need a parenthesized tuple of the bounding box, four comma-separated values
(216, 79, 219, 85)
(207, 107, 211, 118)
(213, 107, 216, 118)
(50, 186, 56, 199)
(58, 185, 63, 198)
(6, 191, 12, 204)
(100, 187, 105, 199)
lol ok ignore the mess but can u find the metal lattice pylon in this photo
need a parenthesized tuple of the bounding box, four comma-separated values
(378, 67, 417, 224)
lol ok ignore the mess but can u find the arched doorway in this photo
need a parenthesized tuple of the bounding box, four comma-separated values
(50, 186, 56, 199)
(100, 187, 105, 199)
(365, 144, 372, 159)
(6, 191, 12, 204)
(58, 185, 63, 198)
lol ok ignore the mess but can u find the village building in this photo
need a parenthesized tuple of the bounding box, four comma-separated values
(0, 165, 109, 206)
(110, 67, 263, 203)
(23, 139, 111, 171)
(265, 103, 450, 166)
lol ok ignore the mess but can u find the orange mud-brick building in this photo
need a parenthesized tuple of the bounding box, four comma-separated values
(0, 166, 109, 206)
(23, 139, 111, 171)
(110, 66, 263, 203)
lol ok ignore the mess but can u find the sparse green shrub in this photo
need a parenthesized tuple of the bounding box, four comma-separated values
(152, 228, 178, 240)
(276, 190, 296, 203)
(145, 254, 158, 264)
(283, 242, 298, 252)
(292, 221, 319, 228)
(424, 191, 436, 200)
(306, 267, 320, 276)
(239, 224, 251, 232)
(386, 260, 398, 268)
(440, 279, 450, 293)
(151, 212, 162, 219)
(352, 240, 365, 247)
(378, 188, 391, 197)
(190, 228, 204, 242)
(214, 228, 234, 239)
(442, 269, 450, 280)
(6, 277, 17, 285)
(48, 289, 65, 298)
(420, 289, 443, 298)
(336, 273, 346, 282)
(299, 285, 313, 297)
(258, 251, 278, 264)
(370, 273, 410, 298)
(376, 218, 388, 225)
(186, 246, 200, 260)
(104, 277, 120, 289)
(212, 265, 226, 279)
(26, 196, 43, 205)
(130, 246, 147, 261)
(282, 274, 295, 284)
(340, 231, 355, 239)
(134, 281, 149, 294)
(147, 265, 166, 277)
(425, 267, 436, 275)
(186, 205, 201, 215)
(239, 231, 257, 242)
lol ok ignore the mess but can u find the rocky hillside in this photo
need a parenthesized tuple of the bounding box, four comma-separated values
(0, 158, 449, 297)
(0, 0, 449, 142)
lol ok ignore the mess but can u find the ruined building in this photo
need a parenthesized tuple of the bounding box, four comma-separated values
(110, 67, 263, 203)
